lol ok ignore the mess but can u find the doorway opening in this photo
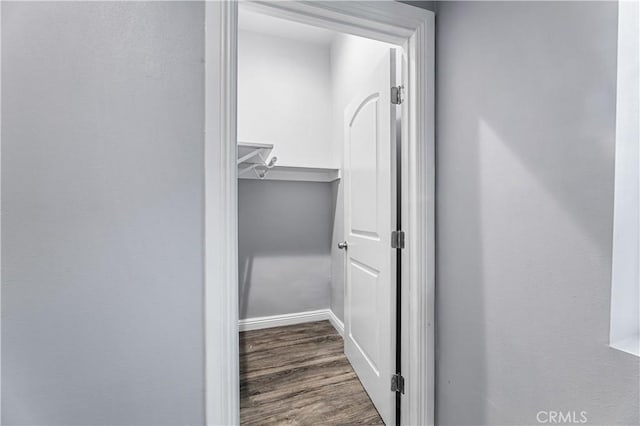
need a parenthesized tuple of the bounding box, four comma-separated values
(237, 6, 401, 424)
(203, 2, 434, 425)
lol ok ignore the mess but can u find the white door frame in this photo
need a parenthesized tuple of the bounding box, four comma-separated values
(204, 1, 435, 425)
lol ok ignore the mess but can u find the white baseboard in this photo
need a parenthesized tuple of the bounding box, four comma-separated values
(239, 309, 344, 336)
(327, 309, 344, 337)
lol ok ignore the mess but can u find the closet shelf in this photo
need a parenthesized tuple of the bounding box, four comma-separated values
(237, 142, 278, 179)
(239, 165, 341, 182)
(237, 141, 340, 182)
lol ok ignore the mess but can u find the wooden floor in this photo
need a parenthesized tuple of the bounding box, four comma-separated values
(240, 320, 384, 425)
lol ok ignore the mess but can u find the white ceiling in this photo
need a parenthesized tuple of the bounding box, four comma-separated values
(238, 7, 337, 46)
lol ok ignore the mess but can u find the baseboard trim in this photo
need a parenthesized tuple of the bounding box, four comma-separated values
(327, 309, 344, 337)
(239, 309, 344, 336)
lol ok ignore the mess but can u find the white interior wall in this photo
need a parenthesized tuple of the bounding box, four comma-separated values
(238, 29, 333, 169)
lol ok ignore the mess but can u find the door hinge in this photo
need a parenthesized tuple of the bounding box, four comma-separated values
(391, 85, 404, 105)
(391, 230, 405, 249)
(391, 373, 405, 394)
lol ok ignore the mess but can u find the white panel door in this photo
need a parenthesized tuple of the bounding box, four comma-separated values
(343, 49, 398, 425)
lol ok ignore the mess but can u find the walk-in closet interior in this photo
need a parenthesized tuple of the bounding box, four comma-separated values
(237, 6, 398, 425)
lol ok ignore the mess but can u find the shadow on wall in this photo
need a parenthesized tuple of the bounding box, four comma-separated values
(436, 2, 637, 425)
(238, 179, 335, 319)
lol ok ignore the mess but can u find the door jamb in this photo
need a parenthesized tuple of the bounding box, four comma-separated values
(204, 2, 435, 425)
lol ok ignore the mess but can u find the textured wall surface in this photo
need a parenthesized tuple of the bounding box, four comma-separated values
(2, 3, 205, 424)
(435, 2, 639, 425)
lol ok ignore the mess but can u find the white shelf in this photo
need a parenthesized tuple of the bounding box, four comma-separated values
(237, 142, 273, 164)
(237, 141, 277, 179)
(237, 141, 339, 182)
(239, 166, 341, 182)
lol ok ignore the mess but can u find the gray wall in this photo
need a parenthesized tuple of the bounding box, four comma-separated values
(238, 180, 332, 319)
(2, 3, 205, 424)
(435, 2, 640, 425)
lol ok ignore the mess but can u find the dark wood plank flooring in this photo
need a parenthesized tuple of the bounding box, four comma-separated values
(240, 320, 384, 425)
